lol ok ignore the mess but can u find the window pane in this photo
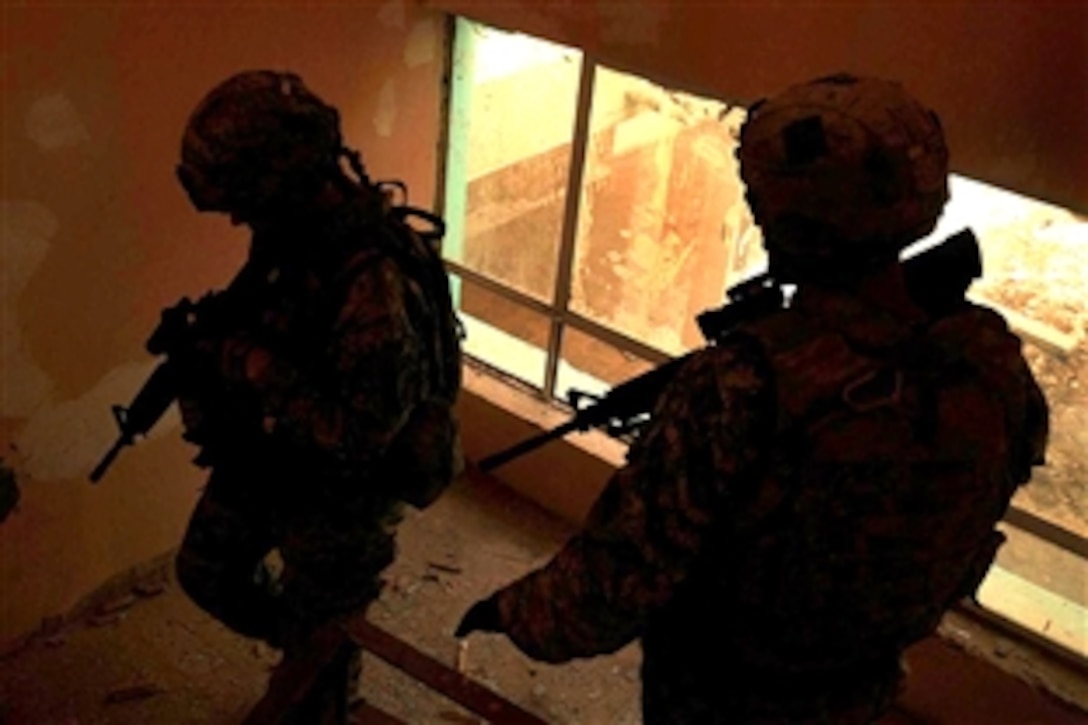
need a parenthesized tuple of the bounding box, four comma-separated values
(443, 19, 583, 303)
(569, 64, 764, 357)
(453, 273, 549, 390)
(977, 522, 1087, 659)
(555, 326, 657, 405)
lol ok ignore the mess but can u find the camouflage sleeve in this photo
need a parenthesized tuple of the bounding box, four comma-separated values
(491, 339, 774, 663)
(222, 255, 428, 467)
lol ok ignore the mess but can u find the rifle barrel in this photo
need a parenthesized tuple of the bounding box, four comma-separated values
(478, 419, 583, 473)
(89, 438, 126, 484)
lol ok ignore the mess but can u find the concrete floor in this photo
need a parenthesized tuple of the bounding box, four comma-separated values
(0, 473, 1085, 724)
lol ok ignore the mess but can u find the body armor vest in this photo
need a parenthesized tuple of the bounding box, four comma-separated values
(717, 302, 1022, 673)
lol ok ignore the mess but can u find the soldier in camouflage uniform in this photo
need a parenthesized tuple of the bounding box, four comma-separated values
(170, 70, 462, 723)
(456, 74, 1048, 722)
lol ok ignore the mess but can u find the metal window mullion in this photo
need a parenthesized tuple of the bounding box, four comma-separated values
(432, 14, 459, 221)
(562, 312, 674, 366)
(447, 258, 675, 365)
(445, 259, 558, 320)
(1003, 505, 1088, 560)
(542, 55, 597, 401)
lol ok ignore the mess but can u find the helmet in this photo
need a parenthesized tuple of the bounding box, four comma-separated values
(177, 70, 344, 214)
(737, 73, 949, 266)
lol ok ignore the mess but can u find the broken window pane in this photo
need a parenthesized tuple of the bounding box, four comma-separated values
(443, 18, 582, 304)
(568, 65, 762, 357)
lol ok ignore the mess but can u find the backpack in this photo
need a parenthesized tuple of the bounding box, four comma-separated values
(718, 303, 1023, 669)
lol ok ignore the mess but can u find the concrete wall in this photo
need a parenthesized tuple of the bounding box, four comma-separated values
(2, 0, 1085, 649)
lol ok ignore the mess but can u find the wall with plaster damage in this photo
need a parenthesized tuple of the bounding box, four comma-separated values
(0, 0, 445, 646)
(430, 0, 1088, 216)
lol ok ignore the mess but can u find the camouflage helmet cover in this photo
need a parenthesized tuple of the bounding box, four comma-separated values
(737, 73, 950, 261)
(178, 70, 344, 213)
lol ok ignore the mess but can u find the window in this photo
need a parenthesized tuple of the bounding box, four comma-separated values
(442, 18, 762, 402)
(441, 18, 1087, 662)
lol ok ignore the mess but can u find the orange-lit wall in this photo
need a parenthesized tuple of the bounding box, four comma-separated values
(2, 0, 1085, 648)
(0, 1, 446, 645)
(430, 0, 1088, 216)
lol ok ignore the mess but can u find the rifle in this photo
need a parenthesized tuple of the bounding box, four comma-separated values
(89, 183, 453, 485)
(89, 362, 179, 483)
(89, 297, 214, 484)
(477, 228, 982, 473)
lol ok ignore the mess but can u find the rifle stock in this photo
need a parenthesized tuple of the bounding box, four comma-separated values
(478, 228, 981, 473)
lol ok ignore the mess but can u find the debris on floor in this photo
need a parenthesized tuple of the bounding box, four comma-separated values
(0, 476, 643, 724)
(1, 474, 1083, 724)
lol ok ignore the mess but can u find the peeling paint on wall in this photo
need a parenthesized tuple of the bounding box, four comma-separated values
(0, 201, 57, 417)
(15, 360, 179, 482)
(378, 0, 407, 30)
(24, 93, 91, 150)
(404, 18, 438, 68)
(374, 78, 397, 137)
(1, 204, 182, 480)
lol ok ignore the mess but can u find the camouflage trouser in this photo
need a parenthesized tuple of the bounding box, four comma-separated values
(175, 456, 403, 722)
